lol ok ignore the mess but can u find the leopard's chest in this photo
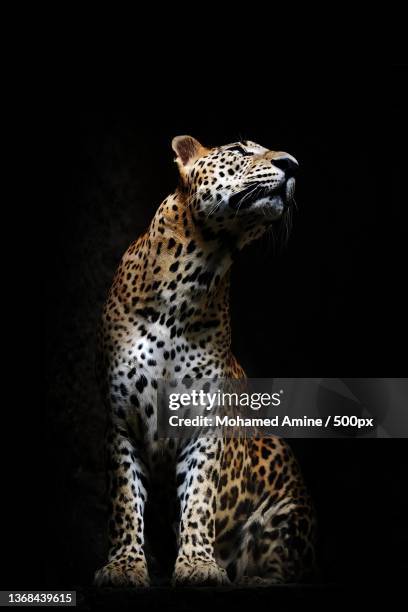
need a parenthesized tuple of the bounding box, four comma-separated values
(109, 321, 225, 454)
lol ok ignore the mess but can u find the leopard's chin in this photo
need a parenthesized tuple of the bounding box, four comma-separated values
(253, 196, 285, 219)
(253, 179, 296, 219)
(229, 178, 296, 216)
(269, 177, 296, 208)
(285, 177, 296, 205)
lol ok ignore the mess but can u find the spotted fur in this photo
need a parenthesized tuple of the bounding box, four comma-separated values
(94, 136, 315, 587)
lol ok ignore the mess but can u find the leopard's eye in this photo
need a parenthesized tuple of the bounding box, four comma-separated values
(226, 145, 252, 156)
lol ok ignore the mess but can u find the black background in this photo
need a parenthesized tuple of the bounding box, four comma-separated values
(42, 67, 408, 599)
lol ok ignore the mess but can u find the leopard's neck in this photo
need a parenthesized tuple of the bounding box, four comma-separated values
(107, 191, 237, 348)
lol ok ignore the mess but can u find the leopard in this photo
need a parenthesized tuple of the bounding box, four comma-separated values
(94, 135, 315, 588)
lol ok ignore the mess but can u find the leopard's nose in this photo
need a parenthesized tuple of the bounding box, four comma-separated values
(271, 154, 299, 178)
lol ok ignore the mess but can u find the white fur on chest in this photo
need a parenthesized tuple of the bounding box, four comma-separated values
(113, 323, 223, 451)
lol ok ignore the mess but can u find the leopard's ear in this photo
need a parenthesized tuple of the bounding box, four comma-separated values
(172, 135, 207, 167)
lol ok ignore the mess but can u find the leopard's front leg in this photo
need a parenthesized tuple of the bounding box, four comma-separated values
(172, 437, 230, 587)
(94, 421, 150, 587)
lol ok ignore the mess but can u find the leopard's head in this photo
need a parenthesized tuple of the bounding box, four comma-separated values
(172, 135, 298, 248)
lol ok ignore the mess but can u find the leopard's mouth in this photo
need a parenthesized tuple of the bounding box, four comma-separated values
(229, 178, 295, 211)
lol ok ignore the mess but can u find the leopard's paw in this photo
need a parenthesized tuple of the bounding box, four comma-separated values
(94, 553, 150, 587)
(172, 555, 230, 587)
